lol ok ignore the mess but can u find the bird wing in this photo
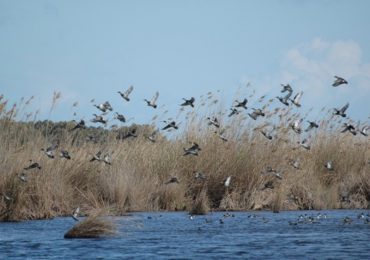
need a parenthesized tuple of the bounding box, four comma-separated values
(293, 120, 300, 128)
(151, 91, 159, 103)
(340, 102, 349, 113)
(125, 85, 134, 96)
(294, 91, 303, 103)
(47, 144, 58, 152)
(284, 91, 292, 100)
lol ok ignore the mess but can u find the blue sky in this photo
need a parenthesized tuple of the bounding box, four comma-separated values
(1, 0, 370, 125)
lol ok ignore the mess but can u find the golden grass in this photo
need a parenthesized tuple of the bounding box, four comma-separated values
(64, 209, 117, 239)
(0, 91, 369, 222)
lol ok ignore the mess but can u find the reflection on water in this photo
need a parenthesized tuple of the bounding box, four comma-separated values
(0, 210, 369, 259)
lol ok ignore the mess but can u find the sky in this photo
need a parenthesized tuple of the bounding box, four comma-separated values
(1, 0, 370, 126)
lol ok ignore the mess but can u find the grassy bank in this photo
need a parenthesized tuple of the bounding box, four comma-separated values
(0, 92, 369, 222)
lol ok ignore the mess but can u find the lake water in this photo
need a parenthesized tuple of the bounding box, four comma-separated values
(0, 210, 369, 259)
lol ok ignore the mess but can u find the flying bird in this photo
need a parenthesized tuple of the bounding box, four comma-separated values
(332, 76, 348, 87)
(290, 91, 303, 107)
(183, 142, 201, 156)
(118, 85, 134, 101)
(281, 84, 293, 93)
(24, 161, 41, 170)
(276, 92, 292, 106)
(289, 159, 301, 170)
(298, 138, 311, 150)
(215, 128, 228, 142)
(248, 108, 265, 120)
(18, 173, 28, 182)
(70, 119, 86, 131)
(162, 121, 179, 131)
(115, 112, 126, 123)
(358, 125, 369, 136)
(180, 97, 195, 107)
(144, 91, 159, 108)
(91, 114, 107, 125)
(145, 129, 159, 143)
(291, 119, 302, 134)
(305, 121, 319, 132)
(228, 108, 240, 117)
(90, 151, 102, 162)
(41, 144, 58, 159)
(260, 130, 273, 140)
(341, 123, 357, 135)
(224, 176, 231, 187)
(103, 154, 112, 165)
(194, 171, 206, 180)
(234, 98, 248, 110)
(60, 150, 71, 160)
(94, 101, 113, 113)
(324, 161, 334, 171)
(1, 193, 12, 201)
(72, 207, 80, 221)
(165, 176, 179, 184)
(261, 167, 283, 179)
(207, 117, 220, 128)
(333, 103, 349, 117)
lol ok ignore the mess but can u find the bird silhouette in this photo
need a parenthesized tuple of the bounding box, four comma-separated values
(332, 76, 348, 87)
(144, 91, 159, 108)
(118, 85, 134, 101)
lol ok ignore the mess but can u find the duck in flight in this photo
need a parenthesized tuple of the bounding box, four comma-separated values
(276, 92, 292, 106)
(228, 108, 240, 117)
(24, 161, 42, 170)
(183, 142, 201, 156)
(332, 76, 348, 87)
(145, 129, 158, 143)
(234, 98, 248, 110)
(70, 119, 86, 131)
(207, 117, 220, 128)
(180, 97, 195, 108)
(144, 91, 159, 108)
(333, 103, 349, 117)
(281, 84, 293, 94)
(118, 85, 134, 101)
(305, 121, 319, 132)
(290, 91, 303, 107)
(41, 144, 58, 159)
(248, 108, 265, 120)
(162, 121, 179, 131)
(72, 207, 80, 221)
(165, 176, 179, 184)
(115, 112, 126, 123)
(91, 114, 107, 125)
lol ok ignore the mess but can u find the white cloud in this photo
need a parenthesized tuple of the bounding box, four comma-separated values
(278, 38, 370, 120)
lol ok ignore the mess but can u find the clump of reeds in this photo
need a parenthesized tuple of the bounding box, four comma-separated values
(271, 190, 282, 213)
(64, 209, 117, 239)
(189, 189, 209, 215)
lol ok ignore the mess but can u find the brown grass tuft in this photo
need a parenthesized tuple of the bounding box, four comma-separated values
(64, 209, 117, 239)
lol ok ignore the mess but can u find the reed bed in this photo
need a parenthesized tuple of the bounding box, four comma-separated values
(0, 90, 369, 222)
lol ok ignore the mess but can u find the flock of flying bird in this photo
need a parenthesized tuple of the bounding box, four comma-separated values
(3, 75, 369, 221)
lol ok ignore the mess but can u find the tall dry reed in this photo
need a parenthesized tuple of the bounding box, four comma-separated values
(0, 90, 369, 222)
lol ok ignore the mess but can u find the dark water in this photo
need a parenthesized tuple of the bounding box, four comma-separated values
(0, 210, 369, 259)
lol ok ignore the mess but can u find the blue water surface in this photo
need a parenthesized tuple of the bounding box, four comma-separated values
(0, 210, 369, 259)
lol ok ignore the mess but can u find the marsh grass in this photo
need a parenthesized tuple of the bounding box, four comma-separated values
(0, 90, 369, 222)
(190, 188, 210, 215)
